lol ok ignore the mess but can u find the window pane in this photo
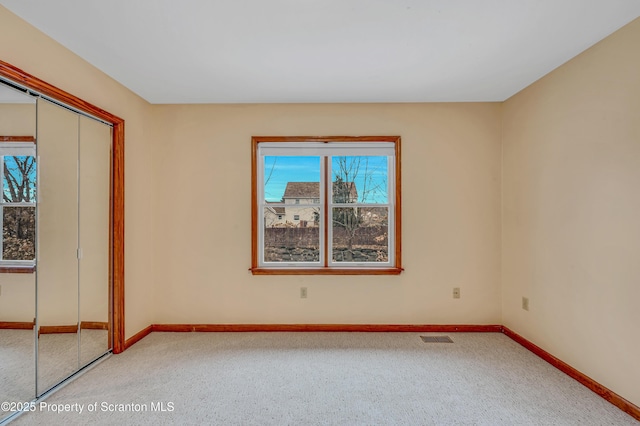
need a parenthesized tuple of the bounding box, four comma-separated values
(263, 207, 320, 263)
(2, 206, 36, 261)
(2, 155, 37, 202)
(332, 207, 388, 263)
(332, 156, 388, 204)
(263, 156, 320, 203)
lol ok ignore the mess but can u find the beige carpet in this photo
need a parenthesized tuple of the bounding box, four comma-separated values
(0, 328, 109, 416)
(37, 329, 109, 393)
(0, 330, 35, 407)
(8, 332, 639, 425)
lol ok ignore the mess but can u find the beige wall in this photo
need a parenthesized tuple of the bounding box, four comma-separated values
(36, 99, 79, 326)
(0, 273, 34, 321)
(0, 102, 36, 321)
(151, 103, 503, 324)
(0, 103, 36, 135)
(502, 18, 640, 406)
(2, 2, 638, 410)
(0, 6, 155, 338)
(79, 116, 111, 324)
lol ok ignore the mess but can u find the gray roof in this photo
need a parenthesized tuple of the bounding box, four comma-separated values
(266, 202, 285, 214)
(283, 182, 357, 200)
(283, 182, 319, 199)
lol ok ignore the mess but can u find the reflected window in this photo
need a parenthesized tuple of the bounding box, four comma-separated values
(1, 142, 36, 266)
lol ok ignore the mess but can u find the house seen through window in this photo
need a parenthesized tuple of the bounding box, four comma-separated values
(252, 136, 402, 274)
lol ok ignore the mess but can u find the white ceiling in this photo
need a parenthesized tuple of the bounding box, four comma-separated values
(2, 0, 639, 104)
(0, 82, 36, 103)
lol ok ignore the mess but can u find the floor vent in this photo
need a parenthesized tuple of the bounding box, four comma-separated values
(420, 335, 454, 343)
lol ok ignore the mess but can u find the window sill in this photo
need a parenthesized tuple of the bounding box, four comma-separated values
(250, 267, 403, 275)
(0, 265, 36, 274)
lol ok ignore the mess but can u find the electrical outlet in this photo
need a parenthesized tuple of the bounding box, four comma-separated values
(300, 287, 307, 299)
(453, 287, 460, 299)
(522, 297, 529, 311)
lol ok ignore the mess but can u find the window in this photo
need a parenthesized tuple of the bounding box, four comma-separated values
(251, 136, 402, 275)
(1, 141, 36, 270)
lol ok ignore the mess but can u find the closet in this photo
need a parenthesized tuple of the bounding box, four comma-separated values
(0, 61, 123, 424)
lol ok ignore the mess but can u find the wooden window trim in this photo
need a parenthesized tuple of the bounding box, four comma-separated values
(0, 59, 125, 354)
(251, 136, 402, 275)
(0, 136, 36, 143)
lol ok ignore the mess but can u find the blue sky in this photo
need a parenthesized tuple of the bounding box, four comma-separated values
(264, 155, 388, 203)
(264, 156, 320, 201)
(2, 156, 36, 201)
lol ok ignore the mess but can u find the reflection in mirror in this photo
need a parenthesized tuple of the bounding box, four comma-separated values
(79, 116, 111, 367)
(0, 82, 37, 422)
(36, 98, 79, 395)
(1, 63, 120, 418)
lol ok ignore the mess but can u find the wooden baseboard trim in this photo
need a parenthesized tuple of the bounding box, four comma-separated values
(0, 321, 35, 330)
(124, 325, 153, 350)
(151, 324, 503, 333)
(121, 322, 639, 420)
(39, 324, 78, 335)
(0, 266, 36, 274)
(35, 322, 109, 335)
(121, 324, 500, 347)
(501, 326, 640, 421)
(80, 321, 109, 330)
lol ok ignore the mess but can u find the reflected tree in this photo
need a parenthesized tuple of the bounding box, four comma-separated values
(2, 156, 36, 260)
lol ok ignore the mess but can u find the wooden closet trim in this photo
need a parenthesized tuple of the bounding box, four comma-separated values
(0, 59, 125, 354)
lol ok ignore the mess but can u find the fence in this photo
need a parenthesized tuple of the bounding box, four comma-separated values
(264, 226, 387, 248)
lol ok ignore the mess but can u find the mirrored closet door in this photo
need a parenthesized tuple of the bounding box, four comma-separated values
(78, 115, 111, 368)
(35, 98, 113, 395)
(36, 98, 82, 395)
(1, 64, 119, 423)
(0, 82, 37, 423)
